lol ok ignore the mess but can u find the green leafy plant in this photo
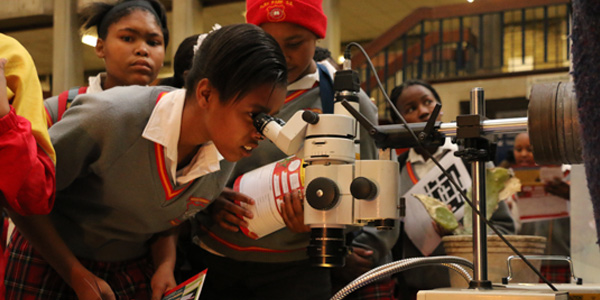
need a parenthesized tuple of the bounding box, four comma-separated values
(414, 194, 459, 232)
(414, 167, 521, 235)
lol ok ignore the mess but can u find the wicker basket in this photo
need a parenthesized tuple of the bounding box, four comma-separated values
(442, 235, 547, 287)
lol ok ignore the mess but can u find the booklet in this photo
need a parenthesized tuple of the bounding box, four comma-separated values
(162, 269, 207, 300)
(233, 156, 304, 239)
(513, 166, 569, 222)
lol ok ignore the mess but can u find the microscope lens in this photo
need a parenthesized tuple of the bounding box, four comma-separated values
(307, 227, 348, 268)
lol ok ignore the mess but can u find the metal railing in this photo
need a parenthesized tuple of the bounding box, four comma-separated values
(352, 0, 571, 115)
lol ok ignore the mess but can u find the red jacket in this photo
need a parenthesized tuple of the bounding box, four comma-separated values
(0, 106, 55, 215)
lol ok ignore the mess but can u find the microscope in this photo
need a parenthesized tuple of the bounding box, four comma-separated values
(252, 67, 400, 268)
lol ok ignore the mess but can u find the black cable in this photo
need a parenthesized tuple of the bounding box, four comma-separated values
(346, 41, 558, 291)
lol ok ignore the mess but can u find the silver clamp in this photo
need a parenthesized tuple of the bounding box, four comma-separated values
(501, 255, 583, 285)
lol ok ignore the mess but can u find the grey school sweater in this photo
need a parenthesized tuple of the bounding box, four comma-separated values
(194, 85, 397, 264)
(49, 86, 234, 262)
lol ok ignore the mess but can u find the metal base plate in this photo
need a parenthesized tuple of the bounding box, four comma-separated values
(416, 287, 569, 300)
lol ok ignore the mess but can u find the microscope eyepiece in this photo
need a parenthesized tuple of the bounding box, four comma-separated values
(302, 110, 320, 124)
(253, 112, 272, 134)
(253, 112, 285, 135)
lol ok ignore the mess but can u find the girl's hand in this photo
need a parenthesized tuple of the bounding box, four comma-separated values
(0, 58, 10, 117)
(71, 268, 115, 300)
(210, 187, 255, 232)
(281, 190, 310, 233)
(332, 247, 374, 284)
(151, 264, 177, 300)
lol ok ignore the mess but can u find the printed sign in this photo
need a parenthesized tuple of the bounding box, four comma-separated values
(513, 166, 570, 222)
(403, 154, 471, 256)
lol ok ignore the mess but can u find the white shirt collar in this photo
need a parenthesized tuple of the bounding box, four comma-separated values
(87, 72, 106, 94)
(142, 89, 224, 185)
(287, 68, 320, 91)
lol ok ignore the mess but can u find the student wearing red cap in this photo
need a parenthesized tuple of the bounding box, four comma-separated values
(190, 1, 397, 299)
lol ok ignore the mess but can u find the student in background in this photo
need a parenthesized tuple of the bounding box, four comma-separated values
(390, 80, 515, 299)
(0, 32, 56, 295)
(5, 23, 287, 300)
(45, 0, 168, 126)
(514, 132, 572, 283)
(512, 133, 535, 167)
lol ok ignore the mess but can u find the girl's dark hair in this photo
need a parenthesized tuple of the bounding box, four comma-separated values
(389, 79, 441, 122)
(160, 34, 200, 88)
(81, 0, 169, 48)
(314, 46, 332, 62)
(185, 24, 287, 103)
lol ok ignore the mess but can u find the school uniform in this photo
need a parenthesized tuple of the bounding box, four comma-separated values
(5, 86, 235, 299)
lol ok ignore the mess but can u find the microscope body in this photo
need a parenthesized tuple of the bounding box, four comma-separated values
(255, 99, 400, 267)
(302, 107, 399, 228)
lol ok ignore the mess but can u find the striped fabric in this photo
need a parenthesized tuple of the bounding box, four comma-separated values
(343, 277, 397, 300)
(5, 230, 154, 300)
(539, 264, 571, 284)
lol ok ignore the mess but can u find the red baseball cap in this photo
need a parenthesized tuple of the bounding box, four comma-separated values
(246, 0, 327, 39)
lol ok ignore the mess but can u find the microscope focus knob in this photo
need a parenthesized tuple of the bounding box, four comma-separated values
(306, 177, 339, 210)
(350, 177, 377, 200)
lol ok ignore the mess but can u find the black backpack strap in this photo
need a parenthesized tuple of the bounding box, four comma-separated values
(317, 63, 334, 114)
(66, 86, 87, 110)
(397, 151, 409, 171)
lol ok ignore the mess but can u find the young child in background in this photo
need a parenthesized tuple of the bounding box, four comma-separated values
(45, 0, 169, 125)
(0, 32, 56, 295)
(513, 132, 572, 283)
(513, 132, 536, 167)
(5, 23, 287, 300)
(191, 1, 397, 299)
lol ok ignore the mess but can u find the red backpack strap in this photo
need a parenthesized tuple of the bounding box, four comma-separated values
(56, 89, 70, 123)
(56, 86, 88, 122)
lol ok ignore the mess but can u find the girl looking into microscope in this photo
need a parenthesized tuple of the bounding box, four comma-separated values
(5, 23, 287, 300)
(189, 1, 397, 300)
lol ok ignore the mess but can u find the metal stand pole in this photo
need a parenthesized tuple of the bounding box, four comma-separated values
(469, 87, 492, 289)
